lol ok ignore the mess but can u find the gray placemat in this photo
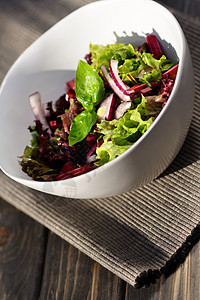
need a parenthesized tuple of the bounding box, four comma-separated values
(0, 9, 200, 287)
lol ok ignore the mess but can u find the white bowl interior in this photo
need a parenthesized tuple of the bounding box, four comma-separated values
(0, 0, 184, 192)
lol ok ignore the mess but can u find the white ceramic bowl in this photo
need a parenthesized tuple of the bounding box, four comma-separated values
(0, 0, 194, 199)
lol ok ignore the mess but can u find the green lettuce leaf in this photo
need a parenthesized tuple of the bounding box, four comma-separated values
(159, 55, 174, 71)
(95, 97, 155, 166)
(118, 51, 174, 86)
(90, 43, 135, 73)
(139, 54, 174, 86)
(141, 52, 160, 69)
(96, 142, 130, 166)
(118, 58, 140, 83)
(89, 43, 174, 88)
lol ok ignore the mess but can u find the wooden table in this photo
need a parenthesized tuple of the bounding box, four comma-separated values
(0, 0, 200, 299)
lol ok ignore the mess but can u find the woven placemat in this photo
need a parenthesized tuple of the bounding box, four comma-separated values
(0, 9, 200, 288)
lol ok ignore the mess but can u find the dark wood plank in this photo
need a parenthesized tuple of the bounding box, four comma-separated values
(158, 0, 185, 13)
(158, 0, 200, 20)
(0, 198, 48, 300)
(39, 231, 126, 299)
(0, 0, 96, 84)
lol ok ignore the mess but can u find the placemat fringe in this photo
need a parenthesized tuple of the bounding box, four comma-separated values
(134, 223, 200, 288)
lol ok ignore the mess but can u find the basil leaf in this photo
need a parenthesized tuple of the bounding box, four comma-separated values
(75, 60, 105, 111)
(68, 110, 97, 146)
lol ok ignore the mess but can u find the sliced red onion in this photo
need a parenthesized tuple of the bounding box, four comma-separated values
(115, 101, 131, 119)
(100, 65, 131, 102)
(52, 100, 57, 112)
(29, 92, 51, 136)
(97, 93, 118, 121)
(86, 154, 97, 164)
(86, 143, 97, 159)
(109, 60, 130, 95)
(43, 103, 50, 117)
(107, 94, 118, 121)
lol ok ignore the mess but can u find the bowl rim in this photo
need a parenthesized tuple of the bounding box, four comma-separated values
(0, 0, 187, 187)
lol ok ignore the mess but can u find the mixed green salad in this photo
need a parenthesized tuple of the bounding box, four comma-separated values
(19, 35, 178, 181)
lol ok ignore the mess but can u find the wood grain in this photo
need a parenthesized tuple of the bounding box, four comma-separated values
(0, 198, 47, 300)
(39, 232, 125, 300)
(159, 0, 200, 20)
